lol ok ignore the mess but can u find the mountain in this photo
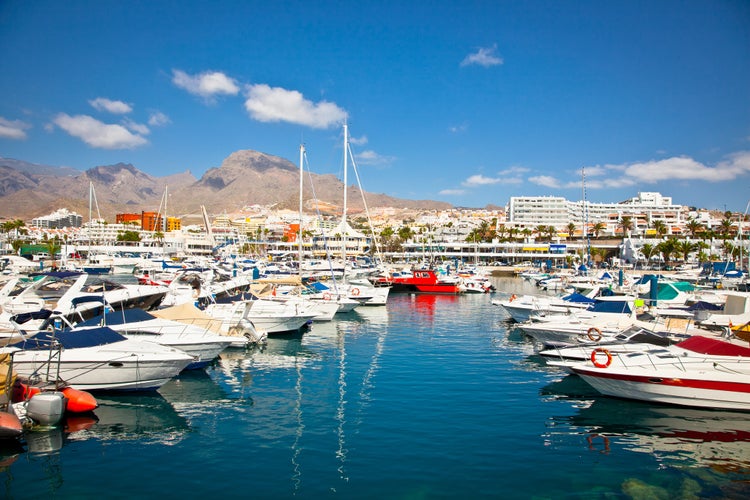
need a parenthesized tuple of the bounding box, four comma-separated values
(0, 151, 451, 221)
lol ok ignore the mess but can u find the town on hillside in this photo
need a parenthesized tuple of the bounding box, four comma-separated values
(1, 191, 748, 276)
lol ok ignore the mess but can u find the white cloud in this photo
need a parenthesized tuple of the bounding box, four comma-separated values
(463, 174, 502, 186)
(244, 83, 347, 129)
(172, 69, 240, 99)
(498, 166, 530, 175)
(573, 153, 750, 189)
(439, 189, 467, 196)
(148, 111, 171, 127)
(0, 117, 31, 140)
(529, 175, 562, 188)
(52, 113, 147, 149)
(354, 149, 395, 166)
(460, 44, 503, 68)
(89, 97, 132, 114)
(349, 134, 368, 146)
(122, 118, 150, 135)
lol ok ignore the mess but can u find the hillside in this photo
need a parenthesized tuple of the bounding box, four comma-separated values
(0, 151, 451, 221)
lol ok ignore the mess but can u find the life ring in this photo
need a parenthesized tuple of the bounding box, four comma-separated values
(587, 327, 603, 342)
(587, 433, 610, 453)
(351, 287, 361, 296)
(591, 348, 612, 368)
(323, 292, 332, 301)
(509, 294, 517, 302)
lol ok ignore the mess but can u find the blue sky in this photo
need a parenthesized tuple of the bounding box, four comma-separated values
(1, 0, 749, 211)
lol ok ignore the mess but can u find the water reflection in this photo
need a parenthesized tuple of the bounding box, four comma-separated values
(542, 375, 750, 473)
(67, 392, 189, 446)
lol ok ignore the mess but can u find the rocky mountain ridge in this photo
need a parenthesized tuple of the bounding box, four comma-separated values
(0, 152, 452, 221)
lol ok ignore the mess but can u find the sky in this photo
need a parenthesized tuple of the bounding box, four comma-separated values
(1, 0, 749, 212)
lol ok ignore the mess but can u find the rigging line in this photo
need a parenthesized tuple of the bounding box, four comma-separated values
(346, 140, 383, 263)
(303, 151, 339, 292)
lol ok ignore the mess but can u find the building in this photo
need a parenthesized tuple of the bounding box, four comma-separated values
(30, 209, 83, 229)
(507, 192, 685, 236)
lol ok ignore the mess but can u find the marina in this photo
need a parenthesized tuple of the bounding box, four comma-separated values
(1, 276, 749, 498)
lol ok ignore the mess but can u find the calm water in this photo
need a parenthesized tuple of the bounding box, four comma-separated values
(2, 277, 749, 499)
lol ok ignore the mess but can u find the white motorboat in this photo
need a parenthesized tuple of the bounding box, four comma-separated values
(75, 308, 239, 368)
(570, 335, 750, 410)
(492, 292, 594, 323)
(3, 325, 193, 391)
(1, 272, 168, 322)
(517, 297, 638, 347)
(203, 299, 316, 335)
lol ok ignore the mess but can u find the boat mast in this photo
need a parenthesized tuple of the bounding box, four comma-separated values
(299, 144, 305, 282)
(342, 123, 348, 281)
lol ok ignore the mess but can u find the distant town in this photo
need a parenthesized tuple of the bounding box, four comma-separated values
(1, 191, 748, 271)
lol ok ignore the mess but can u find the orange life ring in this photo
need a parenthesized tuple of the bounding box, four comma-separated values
(591, 348, 612, 368)
(587, 327, 603, 342)
(351, 287, 361, 296)
(323, 292, 331, 301)
(509, 294, 517, 302)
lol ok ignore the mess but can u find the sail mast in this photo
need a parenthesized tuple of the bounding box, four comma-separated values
(299, 144, 305, 282)
(342, 123, 348, 276)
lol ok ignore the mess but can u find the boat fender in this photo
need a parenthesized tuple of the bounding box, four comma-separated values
(351, 287, 361, 296)
(61, 387, 99, 413)
(587, 327, 603, 342)
(323, 292, 331, 301)
(591, 348, 612, 368)
(509, 294, 517, 302)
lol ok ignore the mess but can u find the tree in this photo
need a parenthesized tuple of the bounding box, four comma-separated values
(656, 238, 677, 267)
(619, 216, 633, 237)
(591, 222, 605, 238)
(685, 218, 704, 238)
(640, 243, 655, 266)
(652, 219, 667, 238)
(117, 230, 141, 242)
(566, 222, 576, 239)
(398, 226, 414, 241)
(673, 240, 697, 263)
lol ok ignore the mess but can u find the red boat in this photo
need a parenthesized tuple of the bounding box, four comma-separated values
(375, 269, 461, 294)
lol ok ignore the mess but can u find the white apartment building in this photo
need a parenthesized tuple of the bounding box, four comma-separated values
(30, 209, 83, 229)
(508, 192, 686, 236)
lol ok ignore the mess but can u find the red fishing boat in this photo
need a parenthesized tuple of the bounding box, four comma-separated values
(375, 269, 462, 294)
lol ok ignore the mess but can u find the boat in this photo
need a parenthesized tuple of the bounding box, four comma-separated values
(570, 334, 750, 410)
(375, 269, 462, 294)
(491, 291, 596, 323)
(74, 307, 239, 369)
(203, 298, 316, 335)
(3, 323, 194, 391)
(1, 272, 168, 323)
(0, 352, 23, 439)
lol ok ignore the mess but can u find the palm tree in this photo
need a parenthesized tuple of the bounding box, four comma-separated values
(619, 216, 633, 238)
(656, 238, 677, 268)
(640, 243, 655, 268)
(652, 219, 668, 238)
(673, 240, 697, 263)
(566, 222, 576, 240)
(685, 218, 704, 239)
(591, 222, 605, 239)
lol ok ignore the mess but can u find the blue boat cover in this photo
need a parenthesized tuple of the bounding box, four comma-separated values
(10, 326, 126, 350)
(590, 300, 632, 314)
(10, 309, 54, 324)
(687, 301, 723, 311)
(309, 282, 329, 291)
(562, 293, 596, 304)
(76, 308, 156, 327)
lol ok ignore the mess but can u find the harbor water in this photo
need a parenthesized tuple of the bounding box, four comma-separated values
(2, 277, 749, 498)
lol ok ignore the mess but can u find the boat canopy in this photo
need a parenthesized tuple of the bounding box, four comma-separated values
(589, 300, 632, 314)
(10, 326, 127, 350)
(561, 292, 596, 304)
(677, 335, 750, 357)
(10, 309, 54, 324)
(76, 308, 156, 327)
